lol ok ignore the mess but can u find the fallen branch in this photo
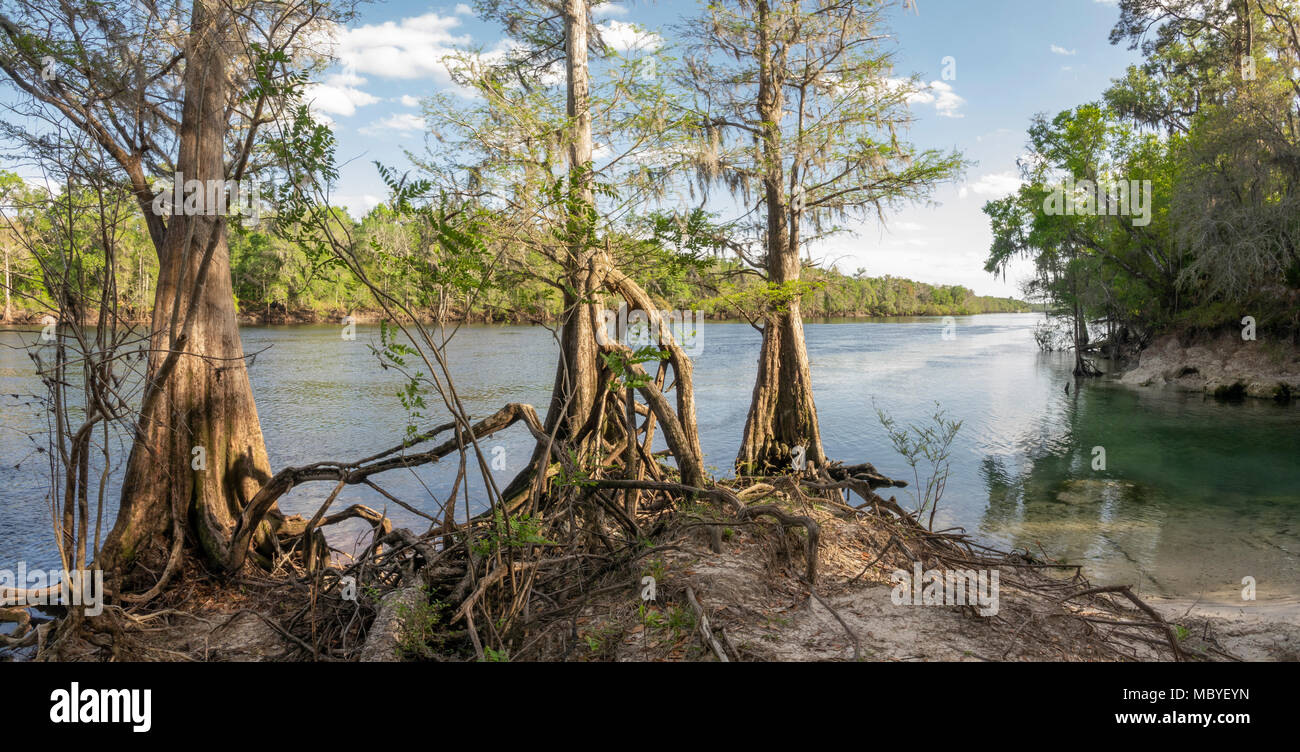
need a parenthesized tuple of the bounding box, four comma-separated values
(684, 586, 729, 662)
(1059, 584, 1184, 662)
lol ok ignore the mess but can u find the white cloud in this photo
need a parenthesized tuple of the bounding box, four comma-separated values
(1050, 44, 1077, 56)
(597, 20, 662, 52)
(907, 80, 966, 119)
(593, 3, 629, 18)
(958, 172, 1023, 199)
(304, 71, 379, 117)
(332, 193, 385, 219)
(322, 13, 472, 83)
(399, 94, 421, 107)
(360, 112, 427, 135)
(454, 3, 473, 14)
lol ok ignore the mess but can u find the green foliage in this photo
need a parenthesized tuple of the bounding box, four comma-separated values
(875, 401, 962, 529)
(601, 345, 669, 389)
(555, 449, 599, 489)
(395, 588, 449, 660)
(0, 165, 1024, 324)
(369, 321, 432, 441)
(987, 1, 1300, 341)
(470, 509, 556, 558)
(699, 261, 1027, 319)
(482, 647, 510, 662)
(665, 604, 695, 637)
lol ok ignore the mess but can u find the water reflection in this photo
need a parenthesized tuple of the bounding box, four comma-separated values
(1, 314, 1296, 603)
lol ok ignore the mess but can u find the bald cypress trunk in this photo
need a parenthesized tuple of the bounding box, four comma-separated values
(101, 0, 277, 584)
(2, 244, 10, 322)
(736, 0, 825, 474)
(545, 0, 601, 442)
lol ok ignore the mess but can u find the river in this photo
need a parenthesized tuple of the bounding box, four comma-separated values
(2, 313, 1297, 605)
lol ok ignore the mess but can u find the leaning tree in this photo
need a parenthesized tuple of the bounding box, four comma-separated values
(680, 0, 963, 474)
(417, 0, 708, 496)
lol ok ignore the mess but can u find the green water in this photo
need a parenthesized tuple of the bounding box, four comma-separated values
(2, 314, 1297, 605)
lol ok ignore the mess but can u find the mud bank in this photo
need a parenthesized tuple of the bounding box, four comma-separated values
(1118, 331, 1300, 401)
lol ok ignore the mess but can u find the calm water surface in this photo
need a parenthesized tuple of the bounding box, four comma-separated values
(2, 313, 1297, 604)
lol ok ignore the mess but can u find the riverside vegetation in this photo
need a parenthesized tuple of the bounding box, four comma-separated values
(0, 184, 1027, 325)
(0, 0, 1295, 663)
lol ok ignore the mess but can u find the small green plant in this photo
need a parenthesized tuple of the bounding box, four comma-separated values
(601, 345, 669, 389)
(666, 605, 695, 637)
(394, 588, 447, 660)
(875, 400, 962, 530)
(471, 509, 556, 557)
(369, 321, 433, 442)
(639, 602, 664, 629)
(555, 448, 599, 489)
(583, 622, 624, 659)
(642, 558, 666, 584)
(482, 647, 510, 662)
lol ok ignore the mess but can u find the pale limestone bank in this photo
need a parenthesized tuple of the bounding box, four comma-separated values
(1117, 331, 1300, 401)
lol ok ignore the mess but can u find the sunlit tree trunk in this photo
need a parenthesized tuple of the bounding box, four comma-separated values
(2, 244, 10, 322)
(545, 0, 601, 442)
(101, 0, 278, 586)
(736, 0, 825, 474)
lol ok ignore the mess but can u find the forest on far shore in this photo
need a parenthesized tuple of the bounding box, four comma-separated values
(0, 178, 1027, 325)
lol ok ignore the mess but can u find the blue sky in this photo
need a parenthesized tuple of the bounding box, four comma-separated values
(315, 0, 1144, 299)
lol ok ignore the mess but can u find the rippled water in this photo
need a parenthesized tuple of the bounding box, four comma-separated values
(2, 314, 1297, 604)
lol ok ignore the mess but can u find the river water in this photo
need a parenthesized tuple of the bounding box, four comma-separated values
(2, 313, 1297, 605)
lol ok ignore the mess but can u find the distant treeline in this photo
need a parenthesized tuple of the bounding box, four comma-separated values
(227, 218, 1028, 322)
(0, 182, 1026, 325)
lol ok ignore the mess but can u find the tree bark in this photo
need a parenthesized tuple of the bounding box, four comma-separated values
(736, 0, 826, 474)
(100, 0, 278, 586)
(545, 0, 601, 443)
(2, 244, 10, 322)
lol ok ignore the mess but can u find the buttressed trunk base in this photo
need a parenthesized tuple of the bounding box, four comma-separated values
(99, 0, 279, 589)
(736, 303, 826, 475)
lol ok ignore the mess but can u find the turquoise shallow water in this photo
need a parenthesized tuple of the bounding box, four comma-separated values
(2, 313, 1297, 603)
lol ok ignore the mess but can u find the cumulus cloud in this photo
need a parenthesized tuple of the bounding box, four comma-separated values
(958, 172, 1024, 199)
(304, 70, 379, 117)
(360, 112, 427, 135)
(1050, 44, 1077, 56)
(320, 13, 472, 82)
(593, 3, 629, 18)
(597, 20, 662, 52)
(907, 80, 966, 119)
(399, 94, 421, 107)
